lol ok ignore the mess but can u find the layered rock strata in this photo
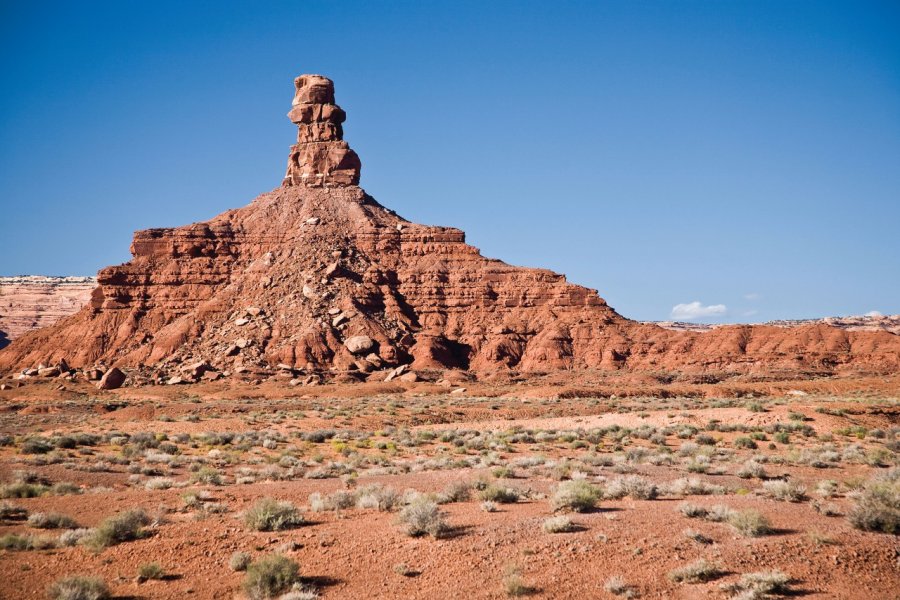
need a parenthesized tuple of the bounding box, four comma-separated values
(0, 277, 96, 347)
(1, 75, 898, 380)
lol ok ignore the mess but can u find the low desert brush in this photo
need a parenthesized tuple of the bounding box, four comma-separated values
(542, 515, 577, 533)
(728, 510, 772, 537)
(720, 570, 791, 598)
(47, 576, 110, 600)
(27, 511, 78, 529)
(551, 480, 600, 512)
(668, 559, 724, 583)
(398, 497, 447, 537)
(83, 509, 150, 551)
(243, 554, 300, 600)
(847, 469, 899, 534)
(244, 498, 305, 531)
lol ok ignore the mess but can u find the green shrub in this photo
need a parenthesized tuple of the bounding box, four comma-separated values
(551, 480, 600, 512)
(479, 485, 520, 504)
(244, 498, 305, 531)
(230, 551, 252, 572)
(0, 482, 48, 498)
(542, 515, 577, 533)
(0, 533, 57, 550)
(668, 559, 724, 583)
(83, 509, 150, 551)
(243, 554, 300, 600)
(503, 564, 531, 597)
(398, 498, 447, 537)
(605, 476, 657, 500)
(734, 437, 758, 450)
(604, 576, 637, 597)
(720, 570, 792, 598)
(137, 562, 165, 581)
(847, 470, 899, 534)
(728, 510, 772, 537)
(762, 480, 806, 502)
(47, 576, 110, 600)
(438, 481, 471, 503)
(0, 501, 27, 521)
(27, 512, 78, 529)
(191, 467, 222, 485)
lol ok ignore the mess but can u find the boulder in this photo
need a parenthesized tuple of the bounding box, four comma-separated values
(97, 367, 126, 390)
(344, 335, 374, 354)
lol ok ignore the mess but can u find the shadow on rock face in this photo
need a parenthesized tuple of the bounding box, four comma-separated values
(0, 330, 9, 350)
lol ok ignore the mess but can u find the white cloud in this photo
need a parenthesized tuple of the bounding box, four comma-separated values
(671, 301, 727, 321)
(744, 292, 761, 301)
(864, 310, 883, 318)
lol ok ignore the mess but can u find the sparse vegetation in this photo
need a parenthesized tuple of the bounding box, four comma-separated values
(762, 480, 806, 502)
(27, 511, 78, 529)
(398, 497, 447, 537)
(604, 575, 637, 597)
(137, 562, 166, 581)
(728, 510, 773, 537)
(230, 551, 253, 572)
(847, 469, 899, 534)
(503, 564, 531, 597)
(551, 480, 600, 512)
(668, 559, 724, 583)
(243, 554, 300, 600)
(83, 509, 150, 551)
(244, 498, 306, 531)
(542, 515, 577, 533)
(480, 485, 520, 504)
(720, 570, 792, 598)
(47, 576, 110, 600)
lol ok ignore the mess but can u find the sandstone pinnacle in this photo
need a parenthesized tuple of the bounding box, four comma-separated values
(1, 74, 898, 382)
(282, 74, 361, 187)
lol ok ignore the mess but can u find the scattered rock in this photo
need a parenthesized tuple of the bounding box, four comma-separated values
(384, 365, 408, 382)
(97, 367, 126, 390)
(344, 335, 375, 354)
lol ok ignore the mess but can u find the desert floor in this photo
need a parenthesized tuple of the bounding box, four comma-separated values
(1, 372, 898, 599)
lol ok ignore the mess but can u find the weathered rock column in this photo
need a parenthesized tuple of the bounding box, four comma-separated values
(282, 74, 361, 187)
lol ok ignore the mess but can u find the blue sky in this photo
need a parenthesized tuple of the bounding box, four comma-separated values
(1, 1, 898, 323)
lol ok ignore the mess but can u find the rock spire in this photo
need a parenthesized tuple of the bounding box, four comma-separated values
(282, 75, 361, 187)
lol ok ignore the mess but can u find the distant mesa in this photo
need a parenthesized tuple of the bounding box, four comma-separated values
(0, 276, 96, 345)
(1, 75, 898, 385)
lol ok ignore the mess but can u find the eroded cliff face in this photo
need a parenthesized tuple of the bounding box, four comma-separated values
(0, 277, 96, 348)
(1, 75, 898, 381)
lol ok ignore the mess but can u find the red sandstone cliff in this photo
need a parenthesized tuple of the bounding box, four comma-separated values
(1, 75, 898, 380)
(0, 277, 96, 348)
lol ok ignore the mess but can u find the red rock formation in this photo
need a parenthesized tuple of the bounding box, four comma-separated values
(1, 75, 898, 379)
(282, 74, 360, 187)
(0, 277, 96, 347)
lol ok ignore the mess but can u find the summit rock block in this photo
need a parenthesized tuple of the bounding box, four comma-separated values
(282, 75, 361, 187)
(1, 75, 898, 380)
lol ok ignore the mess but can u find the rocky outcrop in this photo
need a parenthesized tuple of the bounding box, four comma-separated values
(282, 75, 360, 187)
(652, 314, 900, 335)
(0, 277, 96, 348)
(1, 75, 898, 381)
